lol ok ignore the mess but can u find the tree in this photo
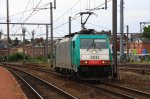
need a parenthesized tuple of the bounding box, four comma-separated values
(13, 37, 20, 46)
(143, 25, 150, 40)
(24, 39, 31, 44)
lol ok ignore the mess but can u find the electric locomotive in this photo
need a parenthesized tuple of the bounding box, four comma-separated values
(54, 29, 113, 79)
(54, 12, 113, 80)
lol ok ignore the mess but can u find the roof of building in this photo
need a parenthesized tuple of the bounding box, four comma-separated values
(131, 33, 150, 42)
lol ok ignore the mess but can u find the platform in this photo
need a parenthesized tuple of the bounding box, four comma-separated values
(0, 66, 27, 99)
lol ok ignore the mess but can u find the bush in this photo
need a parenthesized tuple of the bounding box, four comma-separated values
(8, 53, 24, 62)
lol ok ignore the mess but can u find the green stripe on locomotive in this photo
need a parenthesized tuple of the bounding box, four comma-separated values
(71, 34, 113, 72)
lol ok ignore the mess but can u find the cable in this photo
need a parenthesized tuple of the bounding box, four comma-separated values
(23, 0, 43, 23)
(54, 0, 80, 22)
(36, 33, 45, 37)
(53, 0, 112, 31)
(18, 0, 31, 22)
(9, 0, 31, 33)
(7, 4, 48, 40)
(74, 18, 110, 30)
(0, 9, 33, 21)
(88, 0, 111, 11)
(26, 30, 32, 37)
(86, 0, 88, 10)
(54, 30, 64, 36)
(89, 0, 91, 10)
(13, 10, 41, 34)
(13, 0, 44, 34)
(94, 0, 95, 8)
(0, 3, 49, 21)
(55, 28, 67, 34)
(53, 21, 69, 30)
(54, 15, 80, 30)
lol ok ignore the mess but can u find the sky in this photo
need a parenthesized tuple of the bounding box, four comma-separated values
(0, 0, 150, 40)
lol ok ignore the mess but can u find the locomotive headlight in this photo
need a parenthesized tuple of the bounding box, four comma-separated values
(93, 50, 96, 54)
(84, 61, 88, 64)
(102, 61, 105, 64)
(102, 60, 107, 64)
(80, 61, 88, 65)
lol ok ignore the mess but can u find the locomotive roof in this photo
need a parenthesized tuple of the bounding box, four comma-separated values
(65, 29, 111, 37)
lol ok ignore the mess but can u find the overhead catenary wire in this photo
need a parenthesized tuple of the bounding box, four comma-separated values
(54, 0, 81, 22)
(94, 0, 95, 8)
(23, 0, 44, 23)
(18, 0, 31, 22)
(4, 2, 50, 41)
(0, 3, 49, 21)
(54, 0, 112, 32)
(74, 18, 111, 30)
(88, 0, 112, 11)
(9, 0, 31, 33)
(54, 13, 110, 32)
(54, 29, 65, 36)
(3, 0, 113, 39)
(12, 0, 112, 38)
(54, 15, 80, 30)
(13, 0, 45, 34)
(13, 10, 43, 36)
(89, 0, 91, 10)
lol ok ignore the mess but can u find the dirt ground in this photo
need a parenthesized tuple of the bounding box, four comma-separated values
(117, 71, 150, 93)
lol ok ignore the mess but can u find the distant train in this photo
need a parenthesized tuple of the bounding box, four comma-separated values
(54, 29, 113, 80)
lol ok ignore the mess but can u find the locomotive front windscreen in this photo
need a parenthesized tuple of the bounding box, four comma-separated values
(80, 39, 107, 49)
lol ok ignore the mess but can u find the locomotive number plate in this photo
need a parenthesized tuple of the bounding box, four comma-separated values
(90, 56, 99, 59)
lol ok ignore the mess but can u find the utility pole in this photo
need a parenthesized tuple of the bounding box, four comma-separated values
(69, 16, 71, 35)
(126, 25, 129, 61)
(6, 0, 11, 62)
(50, 0, 56, 67)
(32, 30, 35, 60)
(120, 0, 124, 62)
(22, 27, 26, 64)
(105, 0, 107, 10)
(50, 2, 53, 67)
(112, 0, 118, 78)
(46, 25, 48, 61)
(0, 30, 2, 40)
(6, 0, 10, 43)
(140, 22, 142, 33)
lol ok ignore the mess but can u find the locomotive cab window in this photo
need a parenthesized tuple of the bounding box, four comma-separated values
(80, 39, 107, 49)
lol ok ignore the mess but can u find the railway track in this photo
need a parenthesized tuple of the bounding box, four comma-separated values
(81, 82, 134, 99)
(118, 67, 150, 75)
(118, 64, 150, 69)
(2, 63, 150, 98)
(5, 66, 77, 99)
(77, 80, 149, 99)
(29, 65, 149, 98)
(96, 82, 150, 99)
(118, 63, 150, 75)
(1, 62, 61, 75)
